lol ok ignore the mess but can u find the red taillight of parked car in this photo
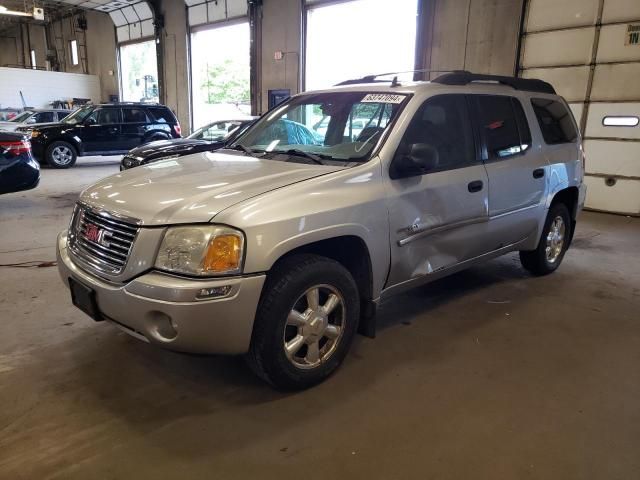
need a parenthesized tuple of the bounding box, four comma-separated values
(174, 123, 182, 136)
(0, 140, 31, 155)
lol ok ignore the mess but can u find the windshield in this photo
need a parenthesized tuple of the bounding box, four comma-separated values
(10, 111, 33, 123)
(232, 92, 408, 162)
(62, 106, 94, 125)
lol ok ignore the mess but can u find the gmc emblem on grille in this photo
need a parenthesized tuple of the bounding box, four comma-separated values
(83, 223, 112, 248)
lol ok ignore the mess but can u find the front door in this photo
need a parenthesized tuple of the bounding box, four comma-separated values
(82, 108, 122, 152)
(386, 94, 491, 289)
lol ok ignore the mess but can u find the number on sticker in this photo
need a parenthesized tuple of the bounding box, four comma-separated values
(361, 94, 406, 104)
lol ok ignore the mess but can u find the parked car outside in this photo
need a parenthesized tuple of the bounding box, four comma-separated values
(120, 117, 257, 170)
(21, 103, 181, 168)
(57, 73, 586, 390)
(0, 131, 40, 195)
(0, 109, 71, 132)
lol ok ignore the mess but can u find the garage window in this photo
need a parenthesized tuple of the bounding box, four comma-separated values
(190, 21, 251, 129)
(70, 40, 79, 66)
(602, 116, 639, 127)
(531, 98, 577, 145)
(305, 0, 419, 90)
(119, 40, 159, 103)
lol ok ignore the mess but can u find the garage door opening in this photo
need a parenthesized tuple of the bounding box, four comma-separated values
(119, 40, 159, 103)
(305, 0, 419, 90)
(190, 21, 251, 130)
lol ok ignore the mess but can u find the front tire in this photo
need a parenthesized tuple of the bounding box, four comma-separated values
(519, 203, 571, 275)
(46, 141, 77, 168)
(247, 254, 360, 390)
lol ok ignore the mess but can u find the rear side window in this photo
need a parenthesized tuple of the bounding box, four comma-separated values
(531, 98, 577, 144)
(395, 94, 476, 172)
(474, 95, 527, 159)
(122, 108, 148, 123)
(148, 107, 176, 124)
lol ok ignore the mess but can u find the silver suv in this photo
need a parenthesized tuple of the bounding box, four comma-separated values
(57, 72, 586, 389)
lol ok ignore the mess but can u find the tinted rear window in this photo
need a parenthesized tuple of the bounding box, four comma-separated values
(531, 98, 577, 144)
(122, 108, 149, 123)
(475, 95, 524, 159)
(147, 107, 176, 124)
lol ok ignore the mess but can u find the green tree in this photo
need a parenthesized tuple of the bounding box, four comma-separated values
(201, 59, 250, 104)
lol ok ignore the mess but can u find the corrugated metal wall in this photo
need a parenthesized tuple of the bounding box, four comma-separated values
(519, 0, 640, 215)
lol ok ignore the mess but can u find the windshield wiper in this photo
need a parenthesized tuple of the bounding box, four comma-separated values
(272, 149, 327, 165)
(225, 144, 256, 156)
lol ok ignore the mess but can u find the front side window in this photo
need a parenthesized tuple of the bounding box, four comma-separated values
(531, 98, 577, 144)
(393, 94, 476, 173)
(34, 112, 55, 123)
(234, 92, 408, 162)
(86, 108, 120, 125)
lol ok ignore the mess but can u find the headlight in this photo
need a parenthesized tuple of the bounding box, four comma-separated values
(155, 225, 244, 276)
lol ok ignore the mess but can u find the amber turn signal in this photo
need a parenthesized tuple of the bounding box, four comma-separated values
(203, 234, 242, 273)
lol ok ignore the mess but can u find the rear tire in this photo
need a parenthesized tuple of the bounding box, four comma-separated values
(519, 203, 571, 276)
(46, 141, 77, 169)
(246, 254, 360, 390)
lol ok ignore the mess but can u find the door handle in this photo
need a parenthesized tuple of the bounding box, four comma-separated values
(533, 168, 545, 179)
(108, 127, 118, 134)
(468, 180, 483, 193)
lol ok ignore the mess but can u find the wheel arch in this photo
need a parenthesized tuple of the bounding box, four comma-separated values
(549, 186, 579, 245)
(267, 235, 374, 304)
(45, 136, 80, 154)
(261, 233, 378, 337)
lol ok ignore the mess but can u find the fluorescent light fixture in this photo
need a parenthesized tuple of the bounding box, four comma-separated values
(0, 5, 32, 16)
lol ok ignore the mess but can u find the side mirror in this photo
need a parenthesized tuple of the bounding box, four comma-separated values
(390, 143, 439, 179)
(26, 117, 36, 124)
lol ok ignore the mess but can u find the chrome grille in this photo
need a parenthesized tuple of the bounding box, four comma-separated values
(68, 204, 139, 275)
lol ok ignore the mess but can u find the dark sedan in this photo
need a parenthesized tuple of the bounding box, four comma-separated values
(0, 131, 40, 195)
(120, 118, 256, 170)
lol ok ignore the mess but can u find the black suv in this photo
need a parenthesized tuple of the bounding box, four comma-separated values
(22, 103, 181, 168)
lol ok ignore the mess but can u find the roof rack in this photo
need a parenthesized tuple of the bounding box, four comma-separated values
(335, 69, 466, 87)
(432, 71, 556, 94)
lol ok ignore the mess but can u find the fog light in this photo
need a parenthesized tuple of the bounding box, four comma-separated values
(197, 285, 232, 299)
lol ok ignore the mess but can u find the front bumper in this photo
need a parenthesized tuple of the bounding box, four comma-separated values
(56, 230, 265, 354)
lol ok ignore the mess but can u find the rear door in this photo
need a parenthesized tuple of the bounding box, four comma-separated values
(471, 95, 547, 247)
(83, 108, 123, 152)
(386, 94, 490, 287)
(121, 107, 150, 149)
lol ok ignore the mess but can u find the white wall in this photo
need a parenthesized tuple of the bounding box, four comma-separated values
(0, 67, 100, 109)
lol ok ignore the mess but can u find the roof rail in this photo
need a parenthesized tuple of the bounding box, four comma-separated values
(335, 69, 467, 87)
(432, 71, 556, 94)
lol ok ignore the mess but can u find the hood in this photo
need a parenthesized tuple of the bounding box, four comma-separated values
(80, 151, 344, 225)
(128, 138, 211, 157)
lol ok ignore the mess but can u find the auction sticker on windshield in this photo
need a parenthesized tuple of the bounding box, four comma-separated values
(361, 93, 406, 104)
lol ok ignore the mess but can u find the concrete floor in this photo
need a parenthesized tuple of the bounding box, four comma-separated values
(1, 157, 639, 479)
